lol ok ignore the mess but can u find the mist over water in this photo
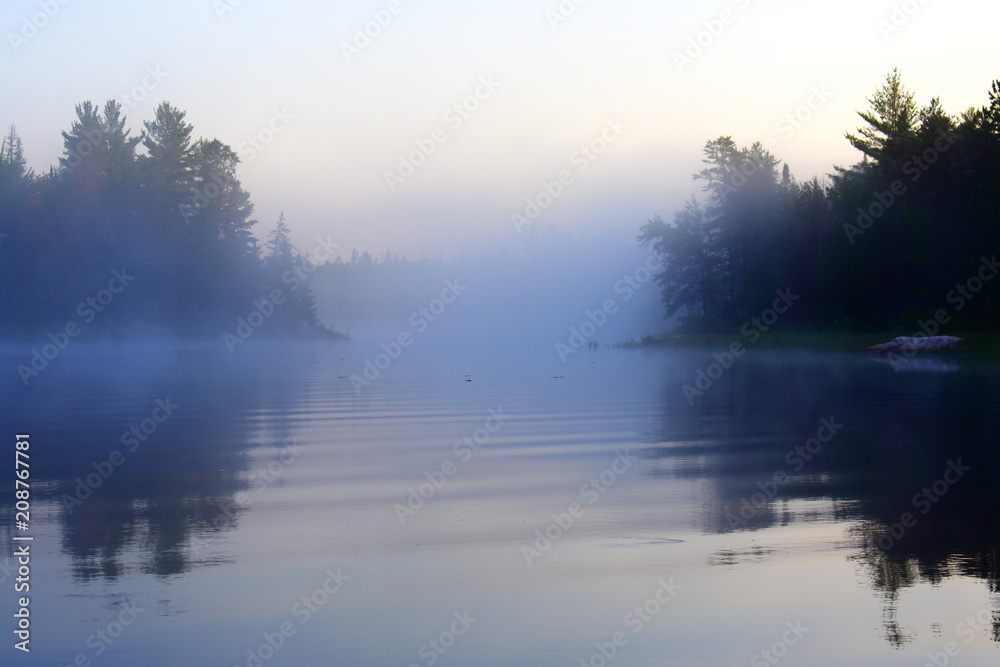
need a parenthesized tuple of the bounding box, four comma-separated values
(2, 338, 999, 666)
(312, 230, 667, 347)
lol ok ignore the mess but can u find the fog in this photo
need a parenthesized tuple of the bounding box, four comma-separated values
(311, 228, 668, 348)
(5, 3, 1000, 665)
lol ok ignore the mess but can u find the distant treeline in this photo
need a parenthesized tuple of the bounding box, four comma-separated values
(640, 70, 1000, 334)
(0, 101, 329, 339)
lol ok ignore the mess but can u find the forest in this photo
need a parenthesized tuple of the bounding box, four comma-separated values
(640, 70, 1000, 334)
(2, 71, 999, 342)
(0, 101, 328, 339)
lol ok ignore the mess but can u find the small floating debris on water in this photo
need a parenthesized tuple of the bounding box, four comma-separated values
(606, 536, 684, 548)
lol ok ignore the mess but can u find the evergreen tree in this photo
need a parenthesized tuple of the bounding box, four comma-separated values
(0, 126, 44, 332)
(845, 68, 918, 172)
(141, 102, 197, 225)
(0, 100, 334, 337)
(639, 200, 722, 327)
(180, 138, 260, 324)
(264, 213, 322, 332)
(0, 125, 30, 188)
(639, 71, 1000, 333)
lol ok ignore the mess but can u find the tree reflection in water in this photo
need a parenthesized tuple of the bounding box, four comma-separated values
(644, 349, 1000, 647)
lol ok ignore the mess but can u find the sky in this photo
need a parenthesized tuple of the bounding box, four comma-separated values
(4, 0, 999, 258)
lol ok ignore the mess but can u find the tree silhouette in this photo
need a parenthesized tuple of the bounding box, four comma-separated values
(643, 72, 1000, 334)
(846, 68, 918, 171)
(0, 100, 332, 338)
(264, 212, 323, 333)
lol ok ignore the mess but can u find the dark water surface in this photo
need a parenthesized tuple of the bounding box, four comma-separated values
(1, 340, 999, 666)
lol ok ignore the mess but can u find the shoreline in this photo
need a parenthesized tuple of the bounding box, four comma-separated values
(617, 331, 1000, 354)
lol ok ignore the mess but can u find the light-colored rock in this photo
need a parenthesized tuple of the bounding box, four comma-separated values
(865, 335, 963, 352)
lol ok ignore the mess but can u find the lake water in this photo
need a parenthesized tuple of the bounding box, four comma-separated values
(2, 339, 999, 666)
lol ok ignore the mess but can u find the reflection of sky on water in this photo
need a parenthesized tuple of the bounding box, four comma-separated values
(1, 342, 998, 665)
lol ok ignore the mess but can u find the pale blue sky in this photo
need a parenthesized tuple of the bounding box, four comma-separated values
(4, 0, 998, 256)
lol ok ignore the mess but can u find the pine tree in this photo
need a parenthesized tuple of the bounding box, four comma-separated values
(141, 102, 196, 222)
(845, 69, 918, 171)
(264, 213, 322, 332)
(639, 199, 723, 327)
